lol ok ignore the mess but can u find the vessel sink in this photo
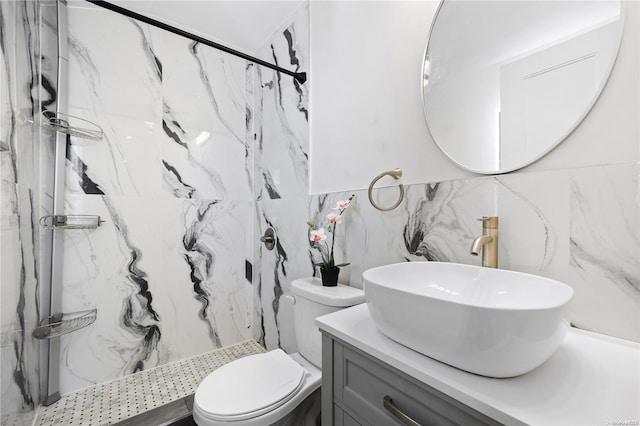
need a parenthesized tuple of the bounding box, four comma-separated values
(363, 262, 574, 378)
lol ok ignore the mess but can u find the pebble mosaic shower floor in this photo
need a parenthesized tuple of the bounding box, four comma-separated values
(33, 340, 265, 426)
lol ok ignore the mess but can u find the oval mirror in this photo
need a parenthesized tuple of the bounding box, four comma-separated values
(422, 0, 624, 174)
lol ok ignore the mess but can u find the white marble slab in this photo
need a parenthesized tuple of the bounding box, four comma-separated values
(253, 4, 311, 352)
(254, 5, 309, 200)
(1, 2, 44, 424)
(59, 6, 255, 394)
(496, 169, 570, 283)
(160, 30, 251, 201)
(67, 6, 162, 121)
(58, 192, 253, 393)
(568, 163, 640, 341)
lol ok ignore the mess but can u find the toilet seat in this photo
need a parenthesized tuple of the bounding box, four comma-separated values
(194, 349, 306, 422)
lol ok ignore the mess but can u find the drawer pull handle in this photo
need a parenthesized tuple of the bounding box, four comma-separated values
(383, 395, 422, 426)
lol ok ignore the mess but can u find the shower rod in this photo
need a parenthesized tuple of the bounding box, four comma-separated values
(84, 0, 307, 84)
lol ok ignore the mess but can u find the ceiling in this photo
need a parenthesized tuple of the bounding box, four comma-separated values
(71, 0, 306, 54)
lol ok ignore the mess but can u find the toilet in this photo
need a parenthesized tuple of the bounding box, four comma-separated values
(192, 277, 365, 426)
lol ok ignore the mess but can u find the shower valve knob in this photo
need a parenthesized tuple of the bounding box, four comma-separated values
(260, 228, 276, 251)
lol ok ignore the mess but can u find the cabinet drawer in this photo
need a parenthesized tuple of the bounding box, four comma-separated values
(334, 404, 363, 426)
(336, 344, 500, 426)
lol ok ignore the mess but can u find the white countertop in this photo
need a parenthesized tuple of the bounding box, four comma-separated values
(316, 303, 640, 426)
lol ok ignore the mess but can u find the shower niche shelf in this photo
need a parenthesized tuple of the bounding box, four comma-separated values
(33, 309, 97, 340)
(40, 214, 104, 230)
(41, 111, 103, 143)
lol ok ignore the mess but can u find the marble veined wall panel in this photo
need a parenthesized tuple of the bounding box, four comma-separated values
(496, 170, 571, 283)
(253, 5, 310, 349)
(254, 4, 309, 201)
(1, 0, 43, 423)
(256, 179, 497, 352)
(160, 31, 251, 202)
(67, 6, 162, 121)
(57, 195, 252, 393)
(486, 163, 639, 342)
(66, 7, 162, 197)
(58, 5, 253, 393)
(64, 114, 162, 197)
(256, 191, 373, 351)
(568, 163, 640, 341)
(258, 168, 640, 352)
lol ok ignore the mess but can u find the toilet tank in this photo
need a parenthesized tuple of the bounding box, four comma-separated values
(290, 277, 365, 367)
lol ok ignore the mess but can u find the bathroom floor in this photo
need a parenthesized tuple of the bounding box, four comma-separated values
(34, 340, 265, 426)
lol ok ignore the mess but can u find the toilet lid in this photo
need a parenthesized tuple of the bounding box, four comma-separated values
(195, 349, 306, 421)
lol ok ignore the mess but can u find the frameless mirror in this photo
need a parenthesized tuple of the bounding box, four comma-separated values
(422, 0, 624, 174)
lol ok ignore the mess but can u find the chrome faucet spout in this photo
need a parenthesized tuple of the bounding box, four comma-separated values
(470, 235, 493, 256)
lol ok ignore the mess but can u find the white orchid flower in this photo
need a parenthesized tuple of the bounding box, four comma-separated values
(309, 228, 327, 243)
(333, 199, 351, 210)
(326, 212, 343, 225)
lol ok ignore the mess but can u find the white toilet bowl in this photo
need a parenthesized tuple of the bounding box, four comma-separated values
(192, 278, 364, 426)
(193, 351, 321, 426)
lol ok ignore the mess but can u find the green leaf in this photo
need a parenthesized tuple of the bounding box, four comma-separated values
(306, 221, 315, 228)
(334, 262, 350, 268)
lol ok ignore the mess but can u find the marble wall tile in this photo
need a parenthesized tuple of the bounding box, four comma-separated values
(255, 180, 496, 352)
(56, 5, 254, 394)
(568, 163, 640, 341)
(172, 198, 253, 347)
(255, 189, 382, 351)
(66, 7, 163, 198)
(256, 196, 312, 351)
(58, 195, 165, 393)
(253, 5, 311, 352)
(67, 6, 162, 121)
(1, 0, 43, 422)
(496, 170, 570, 282)
(58, 194, 253, 393)
(402, 177, 497, 266)
(63, 112, 162, 197)
(160, 31, 251, 202)
(308, 191, 371, 288)
(254, 5, 309, 200)
(257, 164, 640, 349)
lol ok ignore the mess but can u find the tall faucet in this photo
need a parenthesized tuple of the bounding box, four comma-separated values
(470, 216, 498, 268)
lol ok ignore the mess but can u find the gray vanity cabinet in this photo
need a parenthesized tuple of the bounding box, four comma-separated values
(321, 333, 502, 426)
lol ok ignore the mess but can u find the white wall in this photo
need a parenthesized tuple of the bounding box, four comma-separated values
(309, 1, 471, 195)
(309, 0, 638, 191)
(523, 1, 639, 172)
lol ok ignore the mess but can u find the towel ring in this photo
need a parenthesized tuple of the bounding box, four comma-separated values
(368, 168, 405, 211)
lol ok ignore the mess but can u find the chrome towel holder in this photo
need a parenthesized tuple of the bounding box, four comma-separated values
(368, 168, 405, 211)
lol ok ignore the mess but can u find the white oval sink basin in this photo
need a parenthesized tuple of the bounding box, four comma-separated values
(363, 262, 574, 378)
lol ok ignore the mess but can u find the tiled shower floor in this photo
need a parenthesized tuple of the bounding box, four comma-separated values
(35, 340, 265, 426)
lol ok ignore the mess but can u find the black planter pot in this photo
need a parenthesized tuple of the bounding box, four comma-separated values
(320, 267, 340, 287)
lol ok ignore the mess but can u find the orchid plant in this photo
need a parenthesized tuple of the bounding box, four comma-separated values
(307, 195, 355, 270)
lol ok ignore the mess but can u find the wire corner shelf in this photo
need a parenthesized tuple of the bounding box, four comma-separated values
(33, 309, 97, 340)
(41, 111, 104, 143)
(40, 214, 104, 230)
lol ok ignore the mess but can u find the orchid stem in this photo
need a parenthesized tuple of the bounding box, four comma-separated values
(330, 223, 337, 268)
